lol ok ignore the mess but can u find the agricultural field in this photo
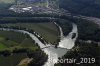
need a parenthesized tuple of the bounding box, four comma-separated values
(0, 30, 38, 66)
(1, 22, 59, 44)
(0, 30, 38, 51)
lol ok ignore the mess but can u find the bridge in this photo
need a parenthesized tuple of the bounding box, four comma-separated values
(41, 45, 68, 49)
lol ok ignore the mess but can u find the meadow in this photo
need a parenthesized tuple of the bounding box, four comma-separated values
(0, 30, 38, 66)
(0, 30, 39, 51)
(1, 22, 59, 44)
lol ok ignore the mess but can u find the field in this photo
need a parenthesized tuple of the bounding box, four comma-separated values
(1, 22, 59, 44)
(0, 30, 38, 66)
(0, 43, 7, 50)
(0, 30, 38, 51)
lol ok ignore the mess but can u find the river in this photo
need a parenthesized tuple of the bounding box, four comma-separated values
(58, 23, 78, 49)
(0, 23, 78, 66)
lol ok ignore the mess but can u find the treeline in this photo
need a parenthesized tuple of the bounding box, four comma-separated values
(0, 17, 51, 24)
(0, 13, 61, 24)
(27, 50, 48, 66)
(0, 9, 59, 17)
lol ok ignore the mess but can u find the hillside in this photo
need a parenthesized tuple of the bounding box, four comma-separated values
(60, 0, 100, 18)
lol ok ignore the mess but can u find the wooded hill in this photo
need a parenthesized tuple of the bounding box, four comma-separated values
(60, 0, 100, 18)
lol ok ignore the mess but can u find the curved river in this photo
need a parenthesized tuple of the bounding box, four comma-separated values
(0, 23, 78, 66)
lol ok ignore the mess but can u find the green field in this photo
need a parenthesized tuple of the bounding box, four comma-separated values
(0, 43, 7, 50)
(0, 30, 38, 51)
(1, 22, 59, 44)
(0, 30, 39, 66)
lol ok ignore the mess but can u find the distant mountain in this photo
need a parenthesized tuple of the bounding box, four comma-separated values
(59, 0, 100, 18)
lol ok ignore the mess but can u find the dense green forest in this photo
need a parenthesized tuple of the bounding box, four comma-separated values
(60, 0, 100, 18)
(55, 42, 99, 66)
